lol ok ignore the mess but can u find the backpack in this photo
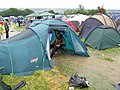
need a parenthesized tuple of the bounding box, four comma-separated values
(69, 74, 89, 89)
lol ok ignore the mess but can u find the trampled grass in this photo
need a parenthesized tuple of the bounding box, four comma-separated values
(3, 46, 120, 90)
(2, 27, 120, 90)
(12, 23, 26, 31)
(2, 66, 72, 90)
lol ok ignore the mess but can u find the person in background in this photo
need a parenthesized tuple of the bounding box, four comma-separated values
(3, 19, 11, 38)
(0, 22, 4, 40)
(50, 32, 66, 58)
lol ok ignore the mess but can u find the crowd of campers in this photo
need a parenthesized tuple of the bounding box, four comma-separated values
(0, 11, 120, 76)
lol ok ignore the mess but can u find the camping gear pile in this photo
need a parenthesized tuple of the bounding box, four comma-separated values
(69, 74, 89, 89)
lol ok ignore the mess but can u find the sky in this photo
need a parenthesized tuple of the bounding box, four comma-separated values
(0, 0, 120, 9)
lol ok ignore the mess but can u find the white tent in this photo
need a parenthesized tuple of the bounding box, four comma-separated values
(66, 14, 90, 24)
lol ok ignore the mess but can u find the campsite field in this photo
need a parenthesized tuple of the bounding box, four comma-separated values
(3, 46, 120, 90)
(2, 24, 120, 90)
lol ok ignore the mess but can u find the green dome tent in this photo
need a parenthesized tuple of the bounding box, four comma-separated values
(85, 25, 120, 50)
(0, 19, 89, 76)
(79, 13, 117, 39)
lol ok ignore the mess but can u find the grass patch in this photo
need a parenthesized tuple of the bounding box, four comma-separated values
(3, 71, 50, 90)
(101, 47, 120, 55)
(102, 57, 114, 62)
(12, 23, 26, 31)
(57, 65, 75, 77)
(2, 65, 73, 90)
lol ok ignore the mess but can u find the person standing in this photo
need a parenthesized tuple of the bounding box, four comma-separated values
(3, 19, 10, 38)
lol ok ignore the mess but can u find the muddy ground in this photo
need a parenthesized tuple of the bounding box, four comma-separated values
(7, 31, 120, 90)
(53, 47, 120, 90)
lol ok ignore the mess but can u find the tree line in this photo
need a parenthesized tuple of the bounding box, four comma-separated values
(64, 5, 106, 15)
(0, 8, 34, 17)
(0, 5, 106, 17)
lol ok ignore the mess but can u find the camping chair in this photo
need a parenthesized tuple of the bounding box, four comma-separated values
(0, 67, 26, 90)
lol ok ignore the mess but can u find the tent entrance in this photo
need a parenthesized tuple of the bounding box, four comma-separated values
(49, 27, 74, 55)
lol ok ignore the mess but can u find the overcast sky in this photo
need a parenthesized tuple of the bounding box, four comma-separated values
(0, 0, 120, 9)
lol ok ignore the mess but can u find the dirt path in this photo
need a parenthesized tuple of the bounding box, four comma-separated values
(53, 47, 120, 90)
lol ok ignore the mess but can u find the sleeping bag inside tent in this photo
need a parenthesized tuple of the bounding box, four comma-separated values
(85, 25, 120, 50)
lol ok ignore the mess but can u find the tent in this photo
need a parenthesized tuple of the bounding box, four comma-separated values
(85, 25, 120, 50)
(91, 13, 116, 29)
(25, 13, 40, 18)
(117, 25, 120, 32)
(79, 13, 117, 39)
(55, 15, 64, 19)
(66, 14, 90, 25)
(41, 19, 89, 56)
(39, 12, 55, 16)
(111, 14, 120, 20)
(67, 21, 80, 32)
(0, 25, 52, 76)
(24, 20, 42, 28)
(79, 18, 103, 39)
(0, 19, 89, 75)
(115, 16, 120, 26)
(24, 20, 33, 28)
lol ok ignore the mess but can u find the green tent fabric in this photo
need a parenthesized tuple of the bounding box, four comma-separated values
(85, 25, 120, 50)
(39, 12, 55, 16)
(0, 19, 89, 76)
(0, 24, 52, 76)
(25, 13, 40, 17)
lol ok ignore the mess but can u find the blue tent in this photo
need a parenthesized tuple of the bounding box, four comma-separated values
(41, 19, 89, 56)
(28, 20, 42, 28)
(0, 24, 52, 76)
(24, 20, 42, 28)
(0, 19, 89, 76)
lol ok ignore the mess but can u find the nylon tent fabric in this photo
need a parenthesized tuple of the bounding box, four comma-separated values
(117, 25, 120, 32)
(79, 18, 103, 39)
(41, 19, 89, 56)
(67, 21, 79, 32)
(0, 24, 52, 76)
(79, 13, 117, 39)
(24, 20, 42, 29)
(39, 12, 55, 16)
(28, 20, 42, 28)
(115, 17, 120, 26)
(85, 25, 120, 50)
(91, 13, 117, 29)
(25, 13, 40, 17)
(66, 14, 90, 25)
(0, 19, 89, 76)
(111, 14, 120, 21)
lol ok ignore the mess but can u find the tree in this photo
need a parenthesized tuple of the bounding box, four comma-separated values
(24, 9, 34, 15)
(0, 8, 34, 17)
(87, 9, 98, 15)
(48, 10, 56, 14)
